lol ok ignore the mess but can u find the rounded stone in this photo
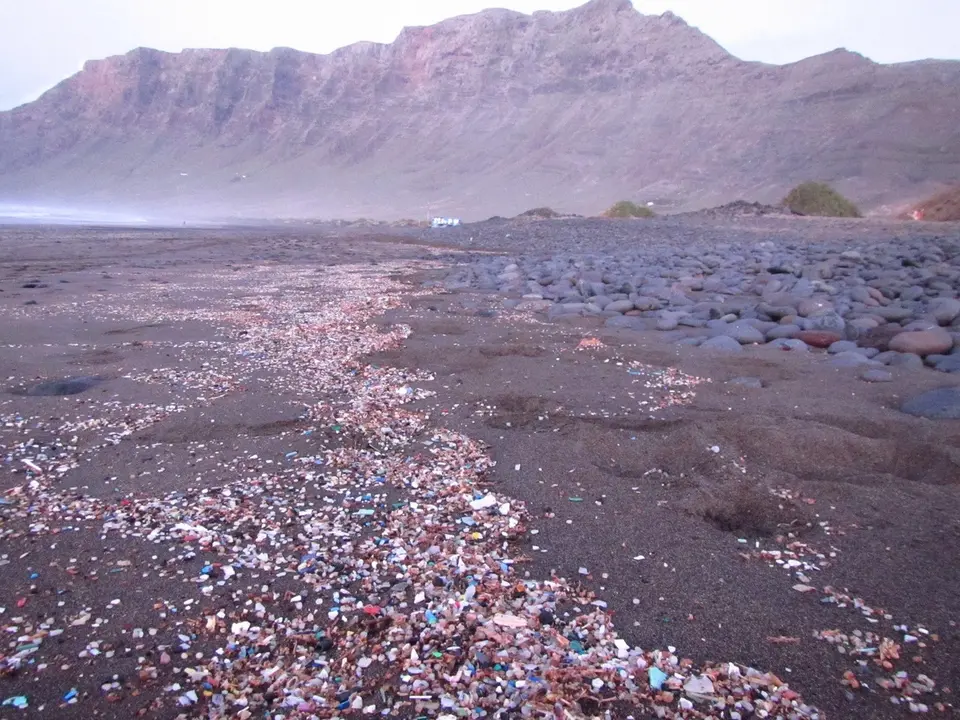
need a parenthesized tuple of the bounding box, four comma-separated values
(848, 317, 880, 332)
(795, 330, 843, 349)
(797, 298, 834, 317)
(632, 296, 661, 311)
(857, 324, 904, 351)
(605, 299, 635, 313)
(861, 369, 894, 383)
(721, 324, 766, 345)
(888, 329, 954, 356)
(767, 338, 810, 352)
(901, 387, 960, 419)
(700, 335, 744, 352)
(757, 303, 796, 320)
(805, 312, 846, 335)
(901, 319, 940, 332)
(827, 340, 859, 354)
(873, 305, 914, 322)
(931, 355, 960, 374)
(931, 298, 960, 325)
(887, 352, 926, 370)
(766, 324, 801, 340)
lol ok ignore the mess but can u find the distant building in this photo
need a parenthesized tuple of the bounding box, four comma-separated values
(431, 217, 461, 228)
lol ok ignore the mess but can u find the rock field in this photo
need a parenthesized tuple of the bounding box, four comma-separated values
(434, 217, 960, 383)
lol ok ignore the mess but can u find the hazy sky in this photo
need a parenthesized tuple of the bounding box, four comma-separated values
(1, 0, 958, 111)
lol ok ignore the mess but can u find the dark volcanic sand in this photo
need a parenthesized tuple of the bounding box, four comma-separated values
(0, 222, 958, 720)
(374, 287, 960, 719)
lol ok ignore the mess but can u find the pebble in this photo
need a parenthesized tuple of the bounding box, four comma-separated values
(829, 351, 879, 367)
(768, 338, 809, 352)
(930, 354, 960, 373)
(795, 331, 842, 349)
(766, 323, 801, 340)
(440, 222, 960, 381)
(721, 324, 765, 344)
(888, 329, 954, 356)
(901, 386, 960, 419)
(700, 335, 744, 352)
(828, 340, 859, 354)
(931, 298, 960, 325)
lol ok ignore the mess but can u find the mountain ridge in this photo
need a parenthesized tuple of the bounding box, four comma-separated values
(1, 0, 958, 220)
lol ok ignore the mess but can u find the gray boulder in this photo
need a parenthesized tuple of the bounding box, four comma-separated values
(931, 355, 960, 374)
(721, 324, 766, 345)
(829, 351, 879, 367)
(766, 324, 801, 340)
(805, 312, 846, 335)
(901, 387, 960, 419)
(931, 298, 960, 326)
(767, 338, 809, 352)
(873, 305, 914, 322)
(701, 335, 744, 352)
(828, 340, 859, 354)
(604, 299, 634, 313)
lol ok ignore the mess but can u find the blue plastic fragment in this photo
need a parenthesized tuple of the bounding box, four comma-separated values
(648, 667, 668, 690)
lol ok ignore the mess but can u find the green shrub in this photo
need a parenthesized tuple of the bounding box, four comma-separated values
(516, 207, 560, 219)
(603, 200, 655, 218)
(783, 182, 861, 218)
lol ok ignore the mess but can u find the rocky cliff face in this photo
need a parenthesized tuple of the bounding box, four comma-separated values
(1, 0, 958, 220)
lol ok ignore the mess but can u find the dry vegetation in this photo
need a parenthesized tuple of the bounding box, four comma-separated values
(603, 200, 656, 218)
(783, 182, 861, 218)
(516, 207, 561, 219)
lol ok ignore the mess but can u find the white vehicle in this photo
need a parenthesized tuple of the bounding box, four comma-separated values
(431, 217, 461, 228)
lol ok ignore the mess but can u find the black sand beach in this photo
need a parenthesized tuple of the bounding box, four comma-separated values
(0, 221, 958, 719)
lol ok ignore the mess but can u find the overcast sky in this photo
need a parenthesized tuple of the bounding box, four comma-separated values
(1, 0, 958, 111)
